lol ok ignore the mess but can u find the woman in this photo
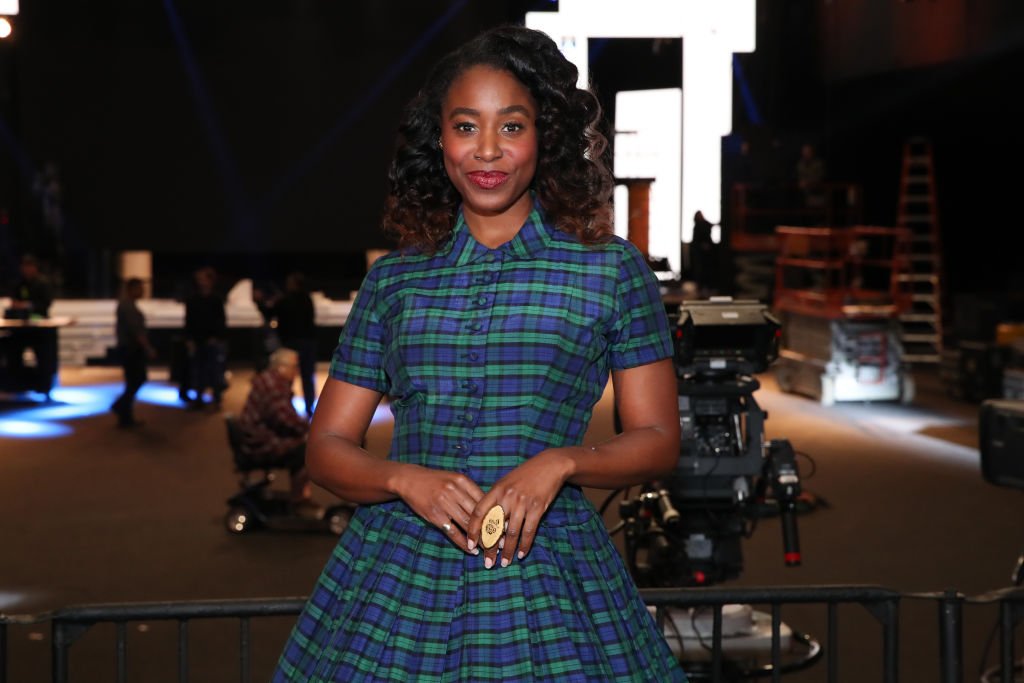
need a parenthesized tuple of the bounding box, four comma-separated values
(273, 24, 687, 682)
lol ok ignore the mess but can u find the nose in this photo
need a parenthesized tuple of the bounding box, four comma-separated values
(474, 130, 502, 161)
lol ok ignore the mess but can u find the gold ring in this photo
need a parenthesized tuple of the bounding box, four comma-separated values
(480, 505, 505, 549)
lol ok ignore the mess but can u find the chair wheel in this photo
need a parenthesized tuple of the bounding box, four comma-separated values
(225, 506, 255, 534)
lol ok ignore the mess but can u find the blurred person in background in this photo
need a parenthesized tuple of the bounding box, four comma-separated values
(182, 266, 227, 409)
(254, 271, 318, 417)
(111, 277, 156, 428)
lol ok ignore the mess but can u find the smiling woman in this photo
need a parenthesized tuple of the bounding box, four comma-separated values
(439, 65, 538, 244)
(271, 23, 687, 683)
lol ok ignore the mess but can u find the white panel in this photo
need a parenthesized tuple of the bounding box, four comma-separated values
(526, 0, 760, 272)
(613, 184, 630, 242)
(0, 1, 18, 16)
(614, 89, 682, 274)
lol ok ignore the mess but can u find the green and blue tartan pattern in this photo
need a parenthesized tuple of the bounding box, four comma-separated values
(273, 203, 687, 681)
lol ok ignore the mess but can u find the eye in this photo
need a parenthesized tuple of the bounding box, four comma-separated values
(453, 121, 476, 134)
(502, 121, 525, 133)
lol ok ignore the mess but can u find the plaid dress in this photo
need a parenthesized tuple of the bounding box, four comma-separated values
(273, 203, 687, 682)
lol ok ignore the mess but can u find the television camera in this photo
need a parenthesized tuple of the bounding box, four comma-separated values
(616, 297, 804, 587)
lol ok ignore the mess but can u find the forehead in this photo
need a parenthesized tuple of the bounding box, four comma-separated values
(443, 65, 535, 113)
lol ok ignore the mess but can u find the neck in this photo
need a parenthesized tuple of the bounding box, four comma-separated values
(463, 195, 533, 249)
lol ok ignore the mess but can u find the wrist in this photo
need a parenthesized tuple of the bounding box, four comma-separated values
(386, 462, 419, 499)
(548, 446, 579, 483)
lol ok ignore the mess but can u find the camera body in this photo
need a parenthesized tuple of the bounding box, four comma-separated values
(620, 298, 801, 587)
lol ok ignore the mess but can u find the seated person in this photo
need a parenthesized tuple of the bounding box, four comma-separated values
(9, 253, 54, 318)
(237, 348, 321, 517)
(4, 254, 58, 396)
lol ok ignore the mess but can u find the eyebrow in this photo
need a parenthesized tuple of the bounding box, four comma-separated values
(447, 104, 532, 119)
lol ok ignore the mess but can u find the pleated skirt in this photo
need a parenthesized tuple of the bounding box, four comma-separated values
(272, 496, 687, 682)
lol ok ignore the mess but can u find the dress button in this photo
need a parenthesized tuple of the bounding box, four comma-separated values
(476, 296, 489, 306)
(484, 254, 496, 263)
(466, 321, 483, 332)
(463, 381, 478, 394)
(463, 412, 474, 423)
(467, 351, 479, 361)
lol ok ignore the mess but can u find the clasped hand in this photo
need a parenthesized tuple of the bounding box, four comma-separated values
(401, 448, 574, 568)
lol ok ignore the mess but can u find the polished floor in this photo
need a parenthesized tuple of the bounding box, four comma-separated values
(1, 362, 1021, 681)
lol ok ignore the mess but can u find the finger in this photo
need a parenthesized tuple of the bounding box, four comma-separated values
(516, 506, 545, 561)
(434, 518, 466, 552)
(500, 508, 527, 567)
(452, 493, 478, 527)
(447, 476, 485, 530)
(451, 474, 486, 503)
(483, 541, 500, 569)
(437, 488, 474, 529)
(466, 495, 500, 552)
(445, 521, 477, 555)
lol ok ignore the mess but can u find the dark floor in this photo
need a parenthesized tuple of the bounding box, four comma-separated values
(1, 363, 1022, 681)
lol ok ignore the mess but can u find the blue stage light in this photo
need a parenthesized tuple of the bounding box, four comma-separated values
(138, 384, 189, 407)
(0, 419, 72, 438)
(1, 381, 191, 440)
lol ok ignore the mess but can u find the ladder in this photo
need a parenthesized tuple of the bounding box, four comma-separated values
(895, 137, 943, 364)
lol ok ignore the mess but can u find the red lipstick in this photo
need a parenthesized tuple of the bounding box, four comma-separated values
(468, 171, 509, 189)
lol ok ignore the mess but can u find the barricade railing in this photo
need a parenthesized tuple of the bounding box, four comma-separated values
(2, 597, 306, 683)
(2, 585, 1023, 682)
(965, 586, 1024, 683)
(643, 585, 900, 682)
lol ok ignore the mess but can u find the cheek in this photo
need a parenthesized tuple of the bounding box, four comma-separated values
(516, 142, 538, 176)
(442, 141, 471, 171)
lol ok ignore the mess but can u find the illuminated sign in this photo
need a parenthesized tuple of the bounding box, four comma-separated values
(526, 0, 757, 273)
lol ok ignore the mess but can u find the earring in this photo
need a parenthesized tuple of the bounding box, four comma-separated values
(437, 138, 444, 150)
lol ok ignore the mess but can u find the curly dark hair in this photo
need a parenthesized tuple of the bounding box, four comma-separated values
(382, 24, 615, 253)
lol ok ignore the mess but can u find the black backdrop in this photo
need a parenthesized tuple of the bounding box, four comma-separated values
(0, 0, 1022, 302)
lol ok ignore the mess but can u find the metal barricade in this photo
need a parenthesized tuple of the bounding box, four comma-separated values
(3, 585, 1024, 682)
(642, 585, 900, 682)
(2, 597, 305, 683)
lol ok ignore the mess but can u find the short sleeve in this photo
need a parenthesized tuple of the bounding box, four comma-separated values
(607, 242, 674, 370)
(329, 264, 389, 393)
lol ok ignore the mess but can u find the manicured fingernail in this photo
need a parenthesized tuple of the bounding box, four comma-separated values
(501, 557, 509, 567)
(484, 557, 493, 569)
(472, 547, 479, 555)
(467, 539, 476, 551)
(498, 537, 504, 550)
(517, 551, 525, 559)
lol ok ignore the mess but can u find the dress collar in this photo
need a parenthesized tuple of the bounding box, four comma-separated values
(442, 196, 556, 267)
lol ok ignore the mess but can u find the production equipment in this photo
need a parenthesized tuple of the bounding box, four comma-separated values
(616, 297, 804, 588)
(979, 399, 1024, 585)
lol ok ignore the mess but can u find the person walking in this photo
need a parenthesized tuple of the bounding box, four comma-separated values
(111, 278, 155, 427)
